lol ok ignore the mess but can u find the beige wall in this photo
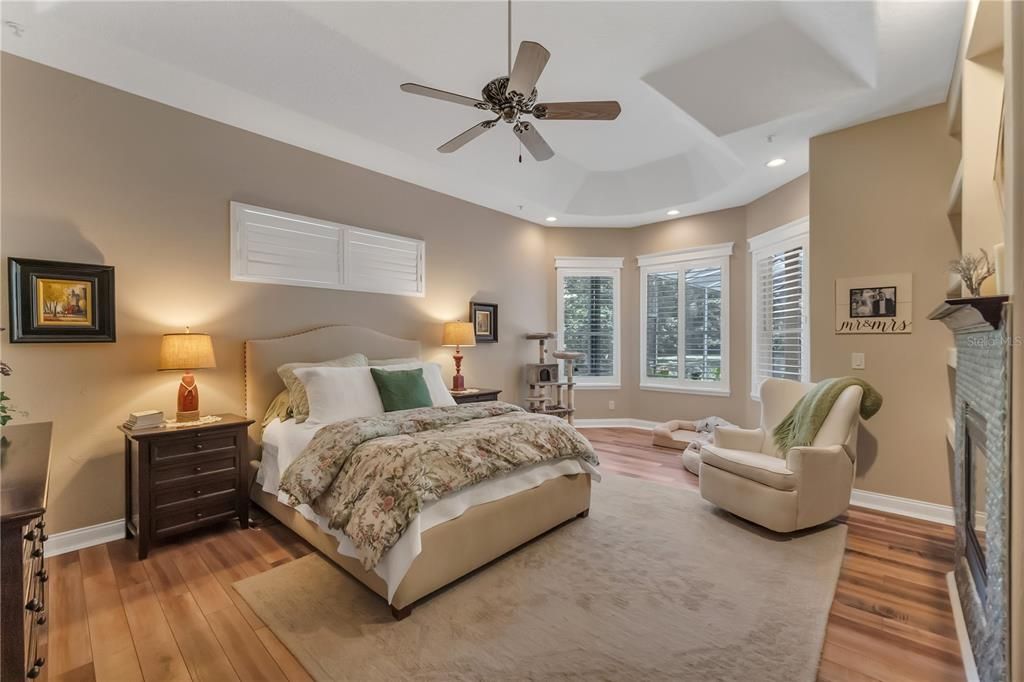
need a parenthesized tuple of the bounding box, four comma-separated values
(809, 104, 961, 506)
(0, 55, 550, 533)
(546, 175, 811, 426)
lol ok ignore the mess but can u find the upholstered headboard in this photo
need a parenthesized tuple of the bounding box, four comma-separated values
(244, 325, 421, 442)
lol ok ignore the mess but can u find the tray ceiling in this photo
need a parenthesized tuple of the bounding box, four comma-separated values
(0, 1, 963, 227)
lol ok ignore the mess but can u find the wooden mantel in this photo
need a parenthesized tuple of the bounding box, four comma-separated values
(928, 295, 1010, 333)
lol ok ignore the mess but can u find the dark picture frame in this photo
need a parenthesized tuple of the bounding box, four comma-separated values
(8, 258, 116, 343)
(470, 301, 498, 343)
(849, 286, 897, 319)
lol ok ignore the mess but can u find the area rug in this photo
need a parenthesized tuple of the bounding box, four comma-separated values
(234, 474, 846, 681)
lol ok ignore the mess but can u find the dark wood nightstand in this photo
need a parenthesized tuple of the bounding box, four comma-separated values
(119, 413, 254, 559)
(451, 388, 502, 404)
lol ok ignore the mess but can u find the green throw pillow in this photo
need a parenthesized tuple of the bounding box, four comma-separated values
(371, 368, 432, 412)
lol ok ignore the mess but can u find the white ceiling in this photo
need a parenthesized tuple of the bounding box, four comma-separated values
(0, 1, 964, 227)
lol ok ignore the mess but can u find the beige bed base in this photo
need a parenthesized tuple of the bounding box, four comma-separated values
(243, 325, 593, 619)
(251, 472, 591, 617)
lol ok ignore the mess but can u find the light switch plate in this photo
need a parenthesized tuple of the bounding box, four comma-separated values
(851, 352, 865, 370)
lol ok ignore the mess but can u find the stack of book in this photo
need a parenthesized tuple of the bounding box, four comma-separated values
(123, 410, 165, 430)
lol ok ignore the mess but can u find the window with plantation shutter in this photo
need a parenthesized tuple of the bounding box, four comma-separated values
(230, 202, 425, 297)
(639, 243, 732, 396)
(556, 257, 622, 387)
(749, 218, 810, 399)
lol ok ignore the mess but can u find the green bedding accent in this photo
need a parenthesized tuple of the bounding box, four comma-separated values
(279, 402, 598, 569)
(772, 377, 882, 453)
(370, 367, 432, 412)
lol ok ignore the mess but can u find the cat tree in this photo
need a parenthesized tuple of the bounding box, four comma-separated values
(524, 332, 584, 425)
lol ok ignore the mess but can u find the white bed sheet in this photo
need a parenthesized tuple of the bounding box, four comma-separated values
(258, 418, 600, 602)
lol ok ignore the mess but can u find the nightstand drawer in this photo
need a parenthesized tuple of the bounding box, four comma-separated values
(152, 453, 236, 487)
(154, 475, 237, 509)
(152, 433, 237, 462)
(154, 497, 237, 535)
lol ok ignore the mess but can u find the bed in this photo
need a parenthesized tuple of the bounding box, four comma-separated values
(244, 325, 596, 619)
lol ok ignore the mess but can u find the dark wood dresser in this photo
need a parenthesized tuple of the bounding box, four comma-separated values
(1, 422, 53, 680)
(450, 388, 502, 405)
(119, 414, 253, 559)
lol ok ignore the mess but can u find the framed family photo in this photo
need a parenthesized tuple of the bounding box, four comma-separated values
(835, 273, 911, 335)
(8, 258, 116, 343)
(470, 301, 498, 343)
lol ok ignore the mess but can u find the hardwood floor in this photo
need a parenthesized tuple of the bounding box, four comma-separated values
(43, 427, 964, 682)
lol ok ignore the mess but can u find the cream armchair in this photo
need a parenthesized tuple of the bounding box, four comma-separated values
(699, 378, 863, 533)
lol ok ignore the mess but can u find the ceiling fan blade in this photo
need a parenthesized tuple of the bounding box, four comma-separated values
(400, 83, 489, 109)
(512, 121, 554, 161)
(506, 41, 550, 99)
(438, 120, 497, 154)
(532, 101, 621, 121)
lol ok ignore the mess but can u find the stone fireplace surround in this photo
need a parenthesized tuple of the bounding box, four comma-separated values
(930, 296, 1011, 682)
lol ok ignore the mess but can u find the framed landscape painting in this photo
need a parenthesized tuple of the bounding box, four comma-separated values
(8, 258, 116, 343)
(470, 301, 498, 343)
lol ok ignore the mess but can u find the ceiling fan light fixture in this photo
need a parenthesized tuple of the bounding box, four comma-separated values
(766, 158, 787, 168)
(666, 209, 680, 216)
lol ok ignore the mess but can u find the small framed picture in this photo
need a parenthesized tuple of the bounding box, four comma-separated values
(470, 301, 498, 343)
(8, 258, 116, 343)
(849, 286, 897, 318)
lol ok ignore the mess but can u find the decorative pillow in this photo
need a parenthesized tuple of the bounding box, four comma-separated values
(368, 357, 421, 367)
(372, 362, 457, 407)
(261, 389, 293, 428)
(292, 366, 384, 425)
(371, 368, 433, 412)
(277, 353, 368, 423)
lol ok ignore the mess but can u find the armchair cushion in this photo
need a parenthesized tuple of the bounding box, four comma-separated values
(700, 445, 797, 491)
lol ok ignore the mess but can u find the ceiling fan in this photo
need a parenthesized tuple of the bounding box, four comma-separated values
(399, 2, 621, 162)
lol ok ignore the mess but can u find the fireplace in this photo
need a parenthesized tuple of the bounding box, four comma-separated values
(929, 295, 1010, 682)
(964, 404, 988, 604)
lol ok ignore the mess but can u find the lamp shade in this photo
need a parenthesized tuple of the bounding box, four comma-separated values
(159, 332, 216, 370)
(442, 322, 476, 348)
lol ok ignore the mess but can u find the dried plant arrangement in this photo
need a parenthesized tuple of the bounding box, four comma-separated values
(949, 249, 997, 297)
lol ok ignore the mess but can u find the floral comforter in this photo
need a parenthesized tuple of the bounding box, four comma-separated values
(278, 402, 598, 569)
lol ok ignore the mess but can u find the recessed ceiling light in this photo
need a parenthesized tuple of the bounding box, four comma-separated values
(545, 216, 558, 222)
(666, 209, 680, 216)
(765, 158, 787, 168)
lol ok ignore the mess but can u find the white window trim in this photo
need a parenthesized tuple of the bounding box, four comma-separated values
(555, 256, 623, 389)
(638, 243, 733, 397)
(749, 217, 810, 400)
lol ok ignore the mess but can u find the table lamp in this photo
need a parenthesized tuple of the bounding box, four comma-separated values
(159, 327, 217, 422)
(442, 321, 476, 390)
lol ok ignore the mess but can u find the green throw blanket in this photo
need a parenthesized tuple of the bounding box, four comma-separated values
(772, 377, 882, 453)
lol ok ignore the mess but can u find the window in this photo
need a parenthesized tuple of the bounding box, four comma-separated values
(639, 243, 732, 395)
(555, 257, 622, 388)
(230, 202, 425, 297)
(749, 218, 810, 399)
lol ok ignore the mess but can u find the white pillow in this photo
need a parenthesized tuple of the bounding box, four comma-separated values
(373, 362, 457, 407)
(292, 366, 385, 425)
(368, 357, 420, 367)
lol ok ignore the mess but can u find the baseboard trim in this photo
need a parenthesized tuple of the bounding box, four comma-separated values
(946, 571, 980, 681)
(575, 418, 658, 430)
(45, 519, 125, 557)
(850, 489, 954, 526)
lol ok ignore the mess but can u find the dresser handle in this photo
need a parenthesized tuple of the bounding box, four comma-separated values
(195, 443, 204, 450)
(195, 512, 204, 519)
(194, 489, 202, 496)
(194, 466, 202, 473)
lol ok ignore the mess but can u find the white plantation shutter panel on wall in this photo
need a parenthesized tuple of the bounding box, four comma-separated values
(749, 218, 810, 398)
(231, 202, 425, 297)
(555, 258, 623, 387)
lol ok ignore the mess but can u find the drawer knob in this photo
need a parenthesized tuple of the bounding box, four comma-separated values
(194, 466, 202, 473)
(195, 443, 204, 450)
(195, 512, 204, 519)
(194, 489, 202, 496)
